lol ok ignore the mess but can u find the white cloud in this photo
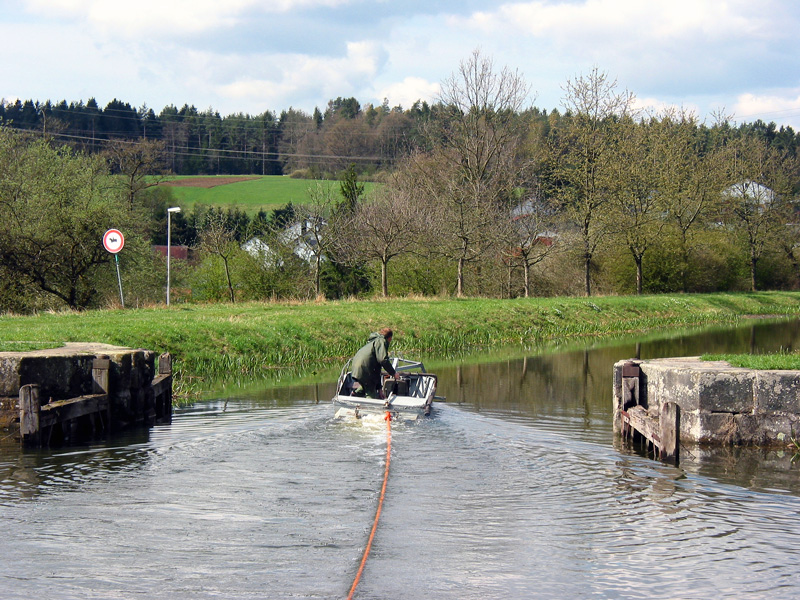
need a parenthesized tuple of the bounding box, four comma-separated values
(734, 92, 800, 127)
(631, 96, 704, 119)
(463, 0, 766, 42)
(216, 42, 384, 111)
(378, 77, 440, 110)
(7, 0, 800, 130)
(23, 0, 351, 37)
(0, 21, 145, 104)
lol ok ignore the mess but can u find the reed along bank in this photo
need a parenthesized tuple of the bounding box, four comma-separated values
(1, 292, 800, 393)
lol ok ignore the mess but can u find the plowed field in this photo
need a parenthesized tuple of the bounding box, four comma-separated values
(161, 176, 261, 188)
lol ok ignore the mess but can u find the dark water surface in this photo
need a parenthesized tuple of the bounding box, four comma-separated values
(2, 320, 800, 599)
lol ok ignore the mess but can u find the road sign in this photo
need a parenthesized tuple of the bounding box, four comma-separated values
(103, 229, 125, 254)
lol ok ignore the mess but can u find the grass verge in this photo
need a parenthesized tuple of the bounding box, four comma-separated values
(701, 350, 800, 370)
(1, 292, 800, 400)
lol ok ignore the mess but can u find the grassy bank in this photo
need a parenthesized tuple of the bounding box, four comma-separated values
(702, 351, 800, 370)
(2, 292, 800, 394)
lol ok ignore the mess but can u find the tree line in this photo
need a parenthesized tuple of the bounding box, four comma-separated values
(3, 80, 799, 181)
(0, 95, 434, 178)
(1, 50, 800, 313)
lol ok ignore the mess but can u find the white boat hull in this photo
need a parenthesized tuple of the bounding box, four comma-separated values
(332, 358, 438, 421)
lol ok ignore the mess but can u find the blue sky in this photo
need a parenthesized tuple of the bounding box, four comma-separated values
(4, 0, 800, 128)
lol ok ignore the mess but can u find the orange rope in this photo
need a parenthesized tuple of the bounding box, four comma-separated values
(347, 411, 392, 600)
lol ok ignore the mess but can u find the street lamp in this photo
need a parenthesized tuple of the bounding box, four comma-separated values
(167, 207, 181, 306)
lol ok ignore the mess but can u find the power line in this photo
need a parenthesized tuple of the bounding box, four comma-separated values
(3, 126, 399, 165)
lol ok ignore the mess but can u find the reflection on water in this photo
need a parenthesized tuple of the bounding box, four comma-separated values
(1, 319, 800, 599)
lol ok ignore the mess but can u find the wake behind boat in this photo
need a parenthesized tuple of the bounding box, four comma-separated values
(332, 357, 439, 420)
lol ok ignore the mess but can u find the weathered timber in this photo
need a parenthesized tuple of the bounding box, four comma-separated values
(39, 393, 109, 429)
(620, 402, 679, 463)
(19, 384, 41, 445)
(152, 353, 173, 422)
(0, 343, 173, 447)
(660, 401, 680, 460)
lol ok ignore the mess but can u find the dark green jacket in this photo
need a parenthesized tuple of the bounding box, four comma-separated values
(351, 332, 395, 390)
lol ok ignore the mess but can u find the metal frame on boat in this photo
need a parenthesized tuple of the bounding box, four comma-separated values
(332, 357, 439, 420)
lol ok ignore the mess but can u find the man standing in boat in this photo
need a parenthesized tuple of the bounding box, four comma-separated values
(352, 328, 396, 398)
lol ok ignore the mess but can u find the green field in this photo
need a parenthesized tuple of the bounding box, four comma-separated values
(161, 175, 378, 214)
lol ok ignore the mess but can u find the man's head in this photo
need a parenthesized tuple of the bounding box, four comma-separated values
(379, 327, 393, 344)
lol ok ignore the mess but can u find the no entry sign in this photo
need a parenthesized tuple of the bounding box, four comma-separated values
(103, 229, 125, 253)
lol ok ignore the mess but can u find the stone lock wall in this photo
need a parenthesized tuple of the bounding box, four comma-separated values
(0, 343, 171, 442)
(614, 357, 800, 446)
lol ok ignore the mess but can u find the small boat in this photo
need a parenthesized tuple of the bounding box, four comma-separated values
(332, 357, 439, 420)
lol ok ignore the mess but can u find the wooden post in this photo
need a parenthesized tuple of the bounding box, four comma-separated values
(93, 356, 111, 431)
(158, 352, 173, 420)
(621, 362, 640, 410)
(19, 384, 41, 446)
(159, 352, 172, 375)
(93, 356, 111, 393)
(659, 402, 680, 464)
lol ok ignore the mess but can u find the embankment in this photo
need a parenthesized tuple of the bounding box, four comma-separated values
(1, 292, 799, 392)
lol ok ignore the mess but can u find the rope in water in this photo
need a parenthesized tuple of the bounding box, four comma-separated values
(347, 411, 392, 600)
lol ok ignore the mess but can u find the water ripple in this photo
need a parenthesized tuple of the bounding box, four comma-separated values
(0, 392, 799, 598)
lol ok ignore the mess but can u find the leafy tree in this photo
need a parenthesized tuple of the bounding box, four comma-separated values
(607, 116, 664, 294)
(654, 111, 726, 292)
(0, 127, 131, 309)
(338, 163, 365, 214)
(100, 99, 141, 138)
(195, 212, 240, 302)
(278, 108, 314, 174)
(320, 260, 372, 299)
(721, 136, 797, 291)
(270, 203, 296, 229)
(547, 68, 635, 296)
(325, 97, 361, 120)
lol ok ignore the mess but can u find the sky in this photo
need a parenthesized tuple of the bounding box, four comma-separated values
(3, 0, 800, 129)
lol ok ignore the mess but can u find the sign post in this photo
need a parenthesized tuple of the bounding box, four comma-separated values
(103, 229, 125, 308)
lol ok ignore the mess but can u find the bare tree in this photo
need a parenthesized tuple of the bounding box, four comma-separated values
(412, 49, 533, 296)
(503, 194, 561, 297)
(335, 183, 424, 296)
(402, 148, 507, 296)
(294, 181, 338, 297)
(105, 138, 169, 208)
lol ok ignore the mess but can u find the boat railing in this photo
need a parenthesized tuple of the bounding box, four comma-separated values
(391, 357, 427, 373)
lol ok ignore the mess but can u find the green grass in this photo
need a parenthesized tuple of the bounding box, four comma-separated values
(3, 292, 800, 400)
(702, 350, 800, 370)
(161, 175, 378, 215)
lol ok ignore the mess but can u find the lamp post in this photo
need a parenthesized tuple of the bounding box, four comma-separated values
(167, 207, 181, 306)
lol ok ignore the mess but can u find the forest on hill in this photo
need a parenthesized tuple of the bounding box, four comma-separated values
(2, 52, 800, 313)
(2, 85, 799, 181)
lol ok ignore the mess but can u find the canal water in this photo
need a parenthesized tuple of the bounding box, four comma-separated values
(2, 320, 800, 599)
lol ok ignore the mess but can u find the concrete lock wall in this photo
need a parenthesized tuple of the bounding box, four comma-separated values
(614, 357, 800, 446)
(0, 343, 172, 443)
